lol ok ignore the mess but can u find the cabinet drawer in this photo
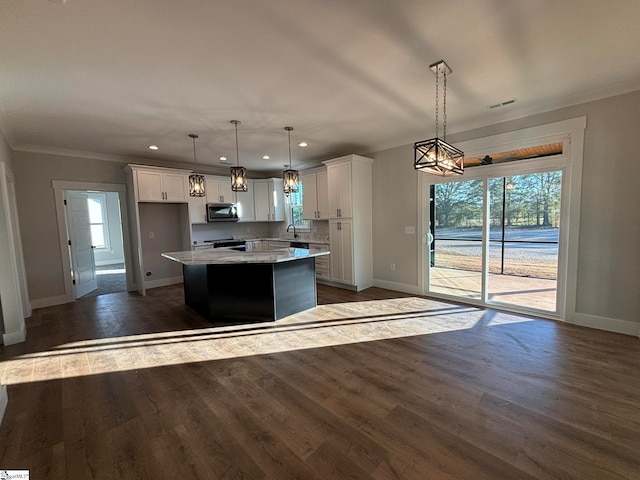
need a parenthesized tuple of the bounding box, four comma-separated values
(314, 256, 329, 268)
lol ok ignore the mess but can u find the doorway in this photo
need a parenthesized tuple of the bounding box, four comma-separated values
(420, 117, 586, 321)
(428, 170, 562, 313)
(53, 181, 134, 302)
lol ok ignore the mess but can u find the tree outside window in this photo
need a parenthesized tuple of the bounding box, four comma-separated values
(288, 186, 309, 229)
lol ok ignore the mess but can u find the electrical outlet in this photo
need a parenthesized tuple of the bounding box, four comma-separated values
(405, 226, 415, 234)
(149, 232, 154, 239)
(390, 263, 396, 271)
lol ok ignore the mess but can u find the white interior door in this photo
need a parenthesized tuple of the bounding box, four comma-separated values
(66, 191, 98, 298)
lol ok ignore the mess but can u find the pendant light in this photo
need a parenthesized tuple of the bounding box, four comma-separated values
(282, 126, 299, 196)
(229, 120, 248, 192)
(414, 60, 464, 176)
(188, 133, 206, 197)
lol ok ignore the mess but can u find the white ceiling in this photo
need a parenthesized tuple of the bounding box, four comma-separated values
(2, 0, 640, 174)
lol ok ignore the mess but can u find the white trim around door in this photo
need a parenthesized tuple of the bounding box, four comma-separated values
(52, 180, 134, 304)
(418, 116, 586, 322)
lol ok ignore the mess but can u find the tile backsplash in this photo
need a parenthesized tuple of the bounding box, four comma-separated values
(191, 219, 329, 245)
(269, 220, 329, 242)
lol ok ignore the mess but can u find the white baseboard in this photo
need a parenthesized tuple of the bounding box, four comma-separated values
(568, 312, 640, 338)
(30, 294, 71, 310)
(373, 279, 421, 295)
(143, 276, 183, 290)
(0, 385, 7, 428)
(2, 323, 26, 346)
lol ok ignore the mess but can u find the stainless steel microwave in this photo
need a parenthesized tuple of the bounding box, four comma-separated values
(206, 203, 239, 222)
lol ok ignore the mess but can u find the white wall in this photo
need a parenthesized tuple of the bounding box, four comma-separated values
(0, 133, 28, 344)
(369, 89, 640, 330)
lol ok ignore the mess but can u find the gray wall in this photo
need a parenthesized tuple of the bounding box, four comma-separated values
(370, 89, 640, 325)
(9, 89, 640, 328)
(12, 152, 127, 300)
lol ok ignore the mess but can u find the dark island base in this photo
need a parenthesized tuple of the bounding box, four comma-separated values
(182, 257, 317, 322)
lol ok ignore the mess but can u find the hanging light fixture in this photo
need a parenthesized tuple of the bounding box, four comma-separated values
(229, 120, 248, 192)
(282, 126, 299, 196)
(188, 133, 206, 197)
(414, 60, 464, 176)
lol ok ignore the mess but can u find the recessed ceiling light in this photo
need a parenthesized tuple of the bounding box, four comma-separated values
(219, 156, 228, 162)
(262, 155, 270, 160)
(298, 142, 308, 148)
(148, 145, 159, 150)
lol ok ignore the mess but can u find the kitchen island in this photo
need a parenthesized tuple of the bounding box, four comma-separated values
(162, 247, 330, 322)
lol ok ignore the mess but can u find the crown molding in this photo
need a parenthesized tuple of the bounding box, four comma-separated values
(371, 79, 640, 155)
(11, 142, 246, 176)
(456, 77, 640, 135)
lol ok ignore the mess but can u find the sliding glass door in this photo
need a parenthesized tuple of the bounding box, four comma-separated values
(427, 169, 564, 316)
(429, 179, 484, 301)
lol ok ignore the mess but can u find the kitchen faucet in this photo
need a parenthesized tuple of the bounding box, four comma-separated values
(286, 223, 298, 238)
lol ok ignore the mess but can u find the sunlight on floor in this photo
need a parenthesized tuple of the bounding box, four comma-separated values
(0, 297, 535, 385)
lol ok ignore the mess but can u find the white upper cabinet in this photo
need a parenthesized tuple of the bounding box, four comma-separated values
(301, 168, 329, 220)
(253, 178, 285, 222)
(205, 176, 234, 204)
(235, 179, 255, 222)
(132, 166, 188, 203)
(327, 161, 352, 218)
(187, 195, 207, 224)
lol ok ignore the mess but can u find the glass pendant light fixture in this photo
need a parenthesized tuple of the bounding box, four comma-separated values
(414, 60, 464, 176)
(188, 133, 206, 197)
(282, 126, 299, 196)
(229, 120, 248, 192)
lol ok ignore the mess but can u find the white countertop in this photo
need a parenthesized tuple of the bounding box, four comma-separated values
(192, 238, 330, 247)
(163, 247, 330, 265)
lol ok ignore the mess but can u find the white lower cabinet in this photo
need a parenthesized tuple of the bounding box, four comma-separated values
(310, 243, 330, 281)
(245, 240, 265, 252)
(329, 219, 354, 286)
(267, 240, 290, 250)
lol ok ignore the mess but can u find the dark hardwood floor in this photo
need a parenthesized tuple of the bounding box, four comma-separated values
(1, 284, 639, 479)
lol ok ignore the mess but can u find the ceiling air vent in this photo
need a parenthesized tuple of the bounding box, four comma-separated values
(488, 98, 517, 109)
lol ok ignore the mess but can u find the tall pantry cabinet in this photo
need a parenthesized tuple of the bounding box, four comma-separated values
(323, 155, 373, 291)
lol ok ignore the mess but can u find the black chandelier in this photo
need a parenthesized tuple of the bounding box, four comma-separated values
(188, 133, 205, 197)
(229, 120, 248, 192)
(282, 126, 299, 196)
(414, 60, 464, 176)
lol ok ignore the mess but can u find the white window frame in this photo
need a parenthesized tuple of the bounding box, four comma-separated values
(88, 192, 110, 250)
(286, 185, 310, 231)
(418, 117, 586, 322)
